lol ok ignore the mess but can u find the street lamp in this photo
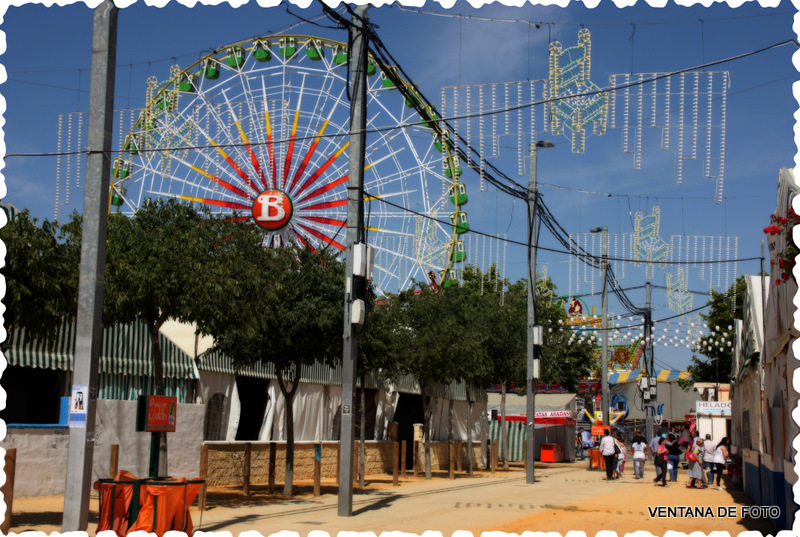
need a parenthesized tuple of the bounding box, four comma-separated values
(527, 140, 553, 485)
(590, 226, 609, 429)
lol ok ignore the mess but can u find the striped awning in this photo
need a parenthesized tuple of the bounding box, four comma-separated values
(5, 320, 199, 379)
(608, 369, 690, 384)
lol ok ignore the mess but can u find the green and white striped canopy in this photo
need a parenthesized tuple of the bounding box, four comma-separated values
(5, 320, 199, 380)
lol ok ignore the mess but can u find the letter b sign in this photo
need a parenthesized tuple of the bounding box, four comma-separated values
(252, 189, 293, 230)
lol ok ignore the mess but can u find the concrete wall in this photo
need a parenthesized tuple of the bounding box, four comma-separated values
(204, 441, 396, 487)
(1, 400, 205, 497)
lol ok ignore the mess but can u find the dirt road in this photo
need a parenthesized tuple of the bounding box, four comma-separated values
(8, 462, 777, 535)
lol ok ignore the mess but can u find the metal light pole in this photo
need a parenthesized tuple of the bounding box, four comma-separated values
(62, 1, 118, 531)
(338, 4, 369, 517)
(526, 140, 553, 484)
(590, 226, 609, 427)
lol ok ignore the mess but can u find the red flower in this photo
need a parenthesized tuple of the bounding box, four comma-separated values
(782, 273, 790, 281)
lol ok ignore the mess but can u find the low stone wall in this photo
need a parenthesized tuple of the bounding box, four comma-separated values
(413, 440, 486, 472)
(203, 441, 396, 488)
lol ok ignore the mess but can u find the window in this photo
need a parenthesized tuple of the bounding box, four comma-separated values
(204, 392, 226, 441)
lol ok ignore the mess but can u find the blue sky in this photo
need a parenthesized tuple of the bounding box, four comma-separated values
(1, 0, 797, 372)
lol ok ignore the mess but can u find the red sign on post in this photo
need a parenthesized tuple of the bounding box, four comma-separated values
(591, 425, 610, 436)
(143, 395, 177, 432)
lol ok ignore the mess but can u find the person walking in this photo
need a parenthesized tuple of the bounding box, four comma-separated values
(686, 438, 705, 488)
(629, 434, 648, 479)
(702, 434, 716, 486)
(649, 431, 663, 481)
(652, 438, 668, 486)
(599, 428, 617, 480)
(710, 437, 730, 490)
(666, 433, 682, 482)
(614, 432, 626, 478)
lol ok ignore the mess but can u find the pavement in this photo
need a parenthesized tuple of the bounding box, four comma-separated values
(9, 461, 780, 536)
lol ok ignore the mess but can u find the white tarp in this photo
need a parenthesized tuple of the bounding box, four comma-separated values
(375, 387, 399, 440)
(430, 397, 488, 443)
(263, 382, 329, 441)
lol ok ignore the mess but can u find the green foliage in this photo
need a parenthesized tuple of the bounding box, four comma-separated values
(204, 244, 345, 375)
(357, 288, 404, 383)
(103, 199, 213, 332)
(686, 275, 746, 383)
(0, 210, 80, 346)
(394, 283, 486, 392)
(200, 238, 345, 496)
(459, 265, 524, 392)
(535, 278, 595, 392)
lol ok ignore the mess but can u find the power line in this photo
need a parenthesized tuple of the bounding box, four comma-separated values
(5, 39, 795, 163)
(369, 193, 763, 266)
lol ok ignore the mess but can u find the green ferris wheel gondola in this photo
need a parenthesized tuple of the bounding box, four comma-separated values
(449, 211, 469, 234)
(448, 182, 468, 206)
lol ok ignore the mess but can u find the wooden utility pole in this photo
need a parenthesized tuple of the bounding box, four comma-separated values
(338, 4, 369, 517)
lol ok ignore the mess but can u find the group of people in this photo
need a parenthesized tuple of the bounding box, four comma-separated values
(582, 427, 730, 488)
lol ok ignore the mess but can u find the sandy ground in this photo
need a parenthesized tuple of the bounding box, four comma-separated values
(6, 462, 779, 536)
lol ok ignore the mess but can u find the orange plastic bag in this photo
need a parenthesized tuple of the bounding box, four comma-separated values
(127, 477, 203, 536)
(94, 470, 138, 537)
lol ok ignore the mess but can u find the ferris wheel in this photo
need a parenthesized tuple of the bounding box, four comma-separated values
(110, 35, 467, 294)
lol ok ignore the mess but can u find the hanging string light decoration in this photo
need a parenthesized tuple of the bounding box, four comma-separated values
(441, 79, 548, 183)
(607, 71, 729, 203)
(55, 109, 141, 220)
(569, 220, 737, 306)
(667, 267, 692, 313)
(633, 206, 669, 278)
(549, 29, 609, 153)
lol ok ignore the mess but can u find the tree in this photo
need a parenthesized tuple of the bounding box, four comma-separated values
(101, 198, 226, 475)
(200, 242, 345, 496)
(394, 283, 485, 479)
(1, 210, 80, 347)
(354, 287, 403, 486)
(460, 265, 524, 471)
(687, 276, 746, 386)
(535, 277, 595, 393)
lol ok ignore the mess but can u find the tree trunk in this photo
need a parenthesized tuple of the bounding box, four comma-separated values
(148, 313, 168, 477)
(447, 399, 454, 442)
(277, 360, 301, 498)
(421, 386, 432, 479)
(466, 382, 473, 474)
(359, 374, 366, 488)
(501, 380, 508, 470)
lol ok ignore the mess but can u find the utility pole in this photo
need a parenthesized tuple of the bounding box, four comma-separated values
(644, 282, 655, 442)
(591, 226, 609, 428)
(62, 1, 118, 531)
(526, 140, 552, 484)
(600, 228, 609, 428)
(338, 4, 369, 517)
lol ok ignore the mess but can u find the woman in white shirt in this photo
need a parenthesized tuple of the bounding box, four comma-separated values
(710, 437, 729, 490)
(599, 429, 617, 480)
(629, 437, 648, 479)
